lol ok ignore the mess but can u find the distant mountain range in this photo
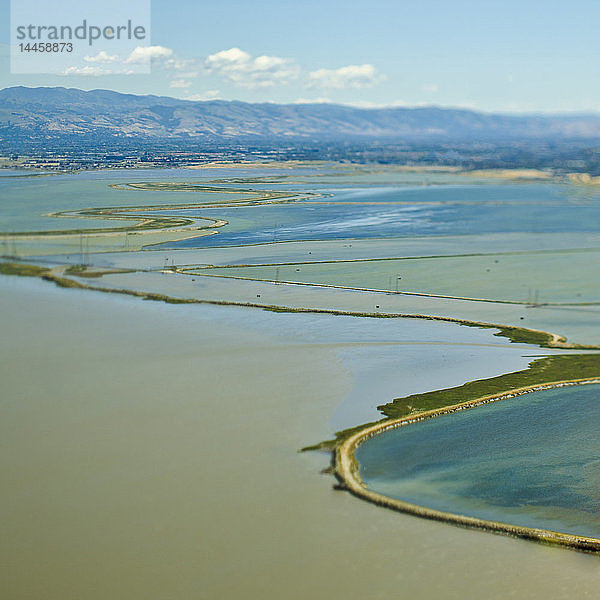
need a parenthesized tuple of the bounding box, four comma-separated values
(2, 86, 600, 144)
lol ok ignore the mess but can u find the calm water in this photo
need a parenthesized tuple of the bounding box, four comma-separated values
(357, 384, 600, 538)
(4, 168, 600, 597)
(7, 276, 589, 600)
(164, 183, 600, 248)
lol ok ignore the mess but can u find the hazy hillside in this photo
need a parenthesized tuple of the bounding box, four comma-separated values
(2, 86, 600, 143)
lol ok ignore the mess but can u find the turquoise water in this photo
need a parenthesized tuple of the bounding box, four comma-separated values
(356, 384, 600, 538)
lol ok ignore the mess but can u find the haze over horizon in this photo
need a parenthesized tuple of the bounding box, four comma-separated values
(1, 0, 599, 114)
(5, 85, 600, 146)
(4, 84, 600, 117)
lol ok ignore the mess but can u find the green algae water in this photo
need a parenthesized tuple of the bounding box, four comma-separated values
(356, 383, 600, 539)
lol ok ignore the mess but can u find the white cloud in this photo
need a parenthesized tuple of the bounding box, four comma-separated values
(60, 65, 111, 76)
(205, 47, 300, 88)
(184, 90, 222, 101)
(207, 47, 249, 66)
(169, 79, 193, 89)
(125, 45, 174, 64)
(122, 46, 199, 74)
(83, 51, 120, 64)
(308, 64, 383, 89)
(293, 97, 333, 104)
(343, 99, 410, 109)
(61, 47, 183, 76)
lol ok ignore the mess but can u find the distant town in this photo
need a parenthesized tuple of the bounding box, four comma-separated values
(1, 140, 599, 174)
(2, 86, 600, 174)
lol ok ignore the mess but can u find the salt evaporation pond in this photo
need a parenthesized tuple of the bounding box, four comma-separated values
(164, 183, 600, 248)
(356, 383, 600, 539)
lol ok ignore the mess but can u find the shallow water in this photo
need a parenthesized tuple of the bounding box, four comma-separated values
(204, 248, 600, 303)
(165, 182, 600, 248)
(3, 276, 600, 600)
(357, 384, 600, 538)
(3, 166, 600, 598)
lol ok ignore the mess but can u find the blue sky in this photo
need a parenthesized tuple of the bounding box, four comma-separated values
(1, 0, 599, 112)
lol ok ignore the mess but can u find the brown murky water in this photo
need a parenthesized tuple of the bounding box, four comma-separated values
(2, 276, 600, 600)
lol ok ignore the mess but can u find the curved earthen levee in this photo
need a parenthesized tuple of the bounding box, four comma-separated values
(336, 378, 600, 553)
(0, 182, 321, 239)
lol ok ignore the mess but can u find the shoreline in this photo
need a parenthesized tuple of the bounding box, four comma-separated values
(3, 260, 600, 550)
(335, 379, 600, 553)
(2, 260, 596, 350)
